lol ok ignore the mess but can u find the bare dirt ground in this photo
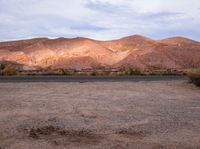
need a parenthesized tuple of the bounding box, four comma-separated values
(0, 80, 200, 149)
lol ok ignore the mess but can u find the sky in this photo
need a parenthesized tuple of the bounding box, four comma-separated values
(0, 0, 200, 41)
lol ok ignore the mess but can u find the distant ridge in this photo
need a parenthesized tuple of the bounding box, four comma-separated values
(0, 35, 200, 70)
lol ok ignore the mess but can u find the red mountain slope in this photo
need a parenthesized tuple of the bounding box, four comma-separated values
(0, 35, 200, 70)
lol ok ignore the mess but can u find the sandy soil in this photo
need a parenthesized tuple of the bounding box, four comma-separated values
(0, 80, 200, 149)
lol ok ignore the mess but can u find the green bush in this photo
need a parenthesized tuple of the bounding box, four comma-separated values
(187, 69, 200, 87)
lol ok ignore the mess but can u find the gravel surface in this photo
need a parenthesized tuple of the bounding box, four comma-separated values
(0, 80, 200, 149)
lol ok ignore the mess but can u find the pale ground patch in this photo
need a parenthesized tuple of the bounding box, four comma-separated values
(0, 80, 200, 149)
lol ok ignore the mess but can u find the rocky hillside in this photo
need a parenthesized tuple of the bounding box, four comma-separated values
(0, 35, 200, 70)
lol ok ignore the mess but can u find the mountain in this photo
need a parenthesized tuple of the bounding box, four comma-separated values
(0, 35, 200, 71)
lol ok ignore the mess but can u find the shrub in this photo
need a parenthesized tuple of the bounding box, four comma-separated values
(0, 64, 6, 70)
(91, 71, 97, 76)
(127, 68, 143, 76)
(60, 69, 67, 75)
(161, 69, 178, 76)
(2, 66, 18, 76)
(187, 69, 200, 87)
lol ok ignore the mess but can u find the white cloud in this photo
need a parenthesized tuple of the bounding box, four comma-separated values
(0, 0, 200, 41)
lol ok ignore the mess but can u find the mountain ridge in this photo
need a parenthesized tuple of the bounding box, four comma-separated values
(0, 35, 200, 71)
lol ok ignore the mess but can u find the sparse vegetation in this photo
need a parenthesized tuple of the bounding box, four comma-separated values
(2, 66, 18, 76)
(91, 71, 97, 76)
(60, 69, 67, 75)
(187, 69, 200, 87)
(63, 69, 77, 76)
(0, 64, 6, 70)
(148, 69, 184, 76)
(0, 65, 186, 76)
(126, 68, 143, 76)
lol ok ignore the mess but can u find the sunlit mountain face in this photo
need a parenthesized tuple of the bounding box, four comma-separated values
(0, 35, 200, 70)
(1, 0, 199, 72)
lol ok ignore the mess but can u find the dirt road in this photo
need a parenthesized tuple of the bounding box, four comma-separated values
(0, 80, 200, 149)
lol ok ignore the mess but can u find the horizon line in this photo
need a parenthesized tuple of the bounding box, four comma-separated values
(0, 34, 199, 43)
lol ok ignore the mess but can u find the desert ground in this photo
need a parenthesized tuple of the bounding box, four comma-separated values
(0, 79, 200, 149)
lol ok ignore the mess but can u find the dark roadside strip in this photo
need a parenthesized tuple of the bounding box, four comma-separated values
(0, 76, 186, 83)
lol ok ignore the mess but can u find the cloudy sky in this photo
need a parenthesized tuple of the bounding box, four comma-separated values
(0, 0, 200, 41)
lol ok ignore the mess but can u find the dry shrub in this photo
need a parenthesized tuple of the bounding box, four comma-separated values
(2, 66, 17, 76)
(126, 68, 143, 76)
(187, 69, 200, 87)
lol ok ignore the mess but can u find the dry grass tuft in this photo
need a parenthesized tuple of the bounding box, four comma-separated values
(187, 69, 200, 87)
